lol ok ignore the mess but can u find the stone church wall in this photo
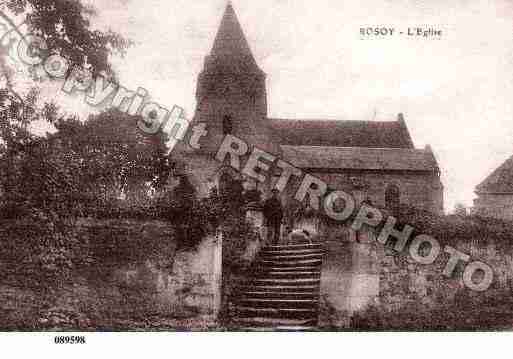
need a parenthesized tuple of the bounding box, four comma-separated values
(312, 171, 443, 214)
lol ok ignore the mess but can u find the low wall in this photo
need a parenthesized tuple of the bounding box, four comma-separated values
(378, 239, 513, 310)
(0, 219, 223, 331)
(318, 220, 513, 330)
(110, 233, 222, 328)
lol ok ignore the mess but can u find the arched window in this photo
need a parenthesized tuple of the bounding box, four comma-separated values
(223, 115, 233, 135)
(385, 184, 400, 209)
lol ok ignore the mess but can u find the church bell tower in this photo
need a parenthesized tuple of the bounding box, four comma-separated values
(193, 3, 277, 155)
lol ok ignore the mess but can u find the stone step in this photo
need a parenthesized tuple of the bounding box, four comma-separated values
(237, 284, 319, 293)
(259, 259, 322, 267)
(263, 244, 323, 251)
(237, 326, 317, 332)
(232, 317, 318, 328)
(243, 268, 320, 279)
(259, 271, 321, 279)
(262, 266, 321, 272)
(252, 278, 321, 286)
(237, 298, 318, 309)
(237, 291, 319, 300)
(234, 306, 318, 320)
(261, 249, 324, 256)
(229, 239, 324, 330)
(259, 253, 324, 261)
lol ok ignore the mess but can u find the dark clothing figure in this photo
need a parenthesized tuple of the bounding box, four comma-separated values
(243, 188, 262, 204)
(263, 194, 283, 244)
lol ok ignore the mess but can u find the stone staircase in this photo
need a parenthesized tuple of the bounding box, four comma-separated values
(228, 243, 324, 331)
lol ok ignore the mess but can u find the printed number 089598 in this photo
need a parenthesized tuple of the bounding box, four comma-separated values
(54, 336, 86, 344)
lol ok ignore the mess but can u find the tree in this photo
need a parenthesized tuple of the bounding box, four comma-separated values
(0, 1, 131, 133)
(0, 1, 139, 287)
(0, 87, 65, 218)
(1, 0, 130, 78)
(50, 108, 172, 209)
(0, 0, 131, 210)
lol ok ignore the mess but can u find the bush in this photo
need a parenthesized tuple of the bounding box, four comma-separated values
(221, 215, 261, 273)
(391, 204, 513, 250)
(351, 299, 513, 331)
(0, 214, 81, 288)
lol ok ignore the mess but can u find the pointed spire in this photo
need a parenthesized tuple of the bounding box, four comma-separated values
(211, 2, 256, 65)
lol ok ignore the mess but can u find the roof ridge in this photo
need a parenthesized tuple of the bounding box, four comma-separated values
(269, 115, 416, 149)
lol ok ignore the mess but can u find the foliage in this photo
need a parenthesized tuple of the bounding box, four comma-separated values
(2, 0, 131, 78)
(351, 296, 513, 331)
(1, 107, 172, 217)
(1, 137, 82, 218)
(0, 0, 134, 219)
(81, 219, 176, 275)
(0, 3, 266, 323)
(0, 217, 178, 330)
(51, 108, 172, 208)
(157, 178, 234, 250)
(0, 88, 41, 147)
(313, 201, 513, 253)
(391, 204, 513, 251)
(0, 0, 131, 290)
(0, 0, 131, 135)
(221, 214, 261, 272)
(0, 93, 172, 289)
(153, 176, 260, 254)
(218, 175, 244, 212)
(0, 214, 82, 288)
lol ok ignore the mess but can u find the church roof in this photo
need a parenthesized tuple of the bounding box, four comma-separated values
(476, 155, 513, 194)
(281, 145, 439, 172)
(269, 117, 414, 148)
(208, 3, 259, 71)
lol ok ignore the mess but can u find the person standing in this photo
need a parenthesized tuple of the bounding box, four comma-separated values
(263, 189, 284, 244)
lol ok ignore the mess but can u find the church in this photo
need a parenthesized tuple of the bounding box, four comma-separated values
(174, 3, 444, 215)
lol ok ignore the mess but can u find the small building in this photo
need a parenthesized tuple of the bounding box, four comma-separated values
(474, 155, 513, 220)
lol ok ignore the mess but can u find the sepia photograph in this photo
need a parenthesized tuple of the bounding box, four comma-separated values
(0, 0, 513, 351)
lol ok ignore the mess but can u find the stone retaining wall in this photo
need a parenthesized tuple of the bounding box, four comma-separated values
(318, 221, 513, 330)
(0, 219, 223, 330)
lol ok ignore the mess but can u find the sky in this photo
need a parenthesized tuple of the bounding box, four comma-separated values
(28, 0, 513, 212)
